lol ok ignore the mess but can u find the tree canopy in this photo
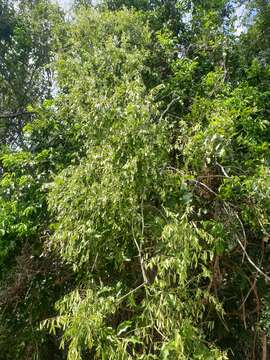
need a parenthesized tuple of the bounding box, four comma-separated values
(0, 0, 270, 359)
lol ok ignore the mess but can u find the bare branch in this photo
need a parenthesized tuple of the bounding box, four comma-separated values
(132, 224, 149, 285)
(234, 211, 248, 263)
(117, 282, 145, 304)
(132, 201, 149, 285)
(159, 96, 180, 121)
(223, 204, 270, 283)
(216, 162, 231, 178)
(235, 235, 270, 282)
(91, 253, 99, 272)
(187, 179, 219, 197)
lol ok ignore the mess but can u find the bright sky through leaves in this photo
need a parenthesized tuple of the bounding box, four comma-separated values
(56, 0, 73, 9)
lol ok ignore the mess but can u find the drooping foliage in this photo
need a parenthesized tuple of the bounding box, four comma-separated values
(1, 0, 270, 359)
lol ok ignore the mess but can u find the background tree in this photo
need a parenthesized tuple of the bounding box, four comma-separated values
(0, 1, 69, 359)
(0, 0, 62, 148)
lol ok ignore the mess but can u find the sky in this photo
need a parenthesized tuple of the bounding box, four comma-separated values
(56, 0, 246, 35)
(56, 0, 73, 9)
(56, 0, 98, 10)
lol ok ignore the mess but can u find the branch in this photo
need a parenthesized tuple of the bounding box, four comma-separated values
(91, 253, 99, 272)
(0, 110, 32, 119)
(187, 179, 219, 197)
(132, 201, 149, 285)
(159, 96, 180, 121)
(187, 178, 239, 209)
(132, 223, 149, 285)
(175, 168, 270, 282)
(117, 282, 146, 304)
(216, 162, 231, 178)
(235, 235, 270, 282)
(223, 203, 270, 283)
(234, 211, 247, 263)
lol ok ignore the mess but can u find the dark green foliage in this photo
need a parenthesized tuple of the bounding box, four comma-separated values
(1, 0, 270, 359)
(0, 0, 63, 147)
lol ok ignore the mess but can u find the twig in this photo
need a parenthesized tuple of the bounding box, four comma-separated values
(132, 216, 149, 285)
(198, 174, 227, 179)
(141, 194, 145, 237)
(223, 204, 270, 282)
(187, 179, 219, 197)
(240, 277, 257, 309)
(117, 282, 145, 304)
(216, 162, 231, 178)
(159, 97, 180, 121)
(133, 231, 148, 285)
(257, 217, 270, 238)
(91, 253, 99, 272)
(236, 231, 270, 282)
(234, 211, 247, 263)
(241, 291, 247, 330)
(154, 326, 169, 341)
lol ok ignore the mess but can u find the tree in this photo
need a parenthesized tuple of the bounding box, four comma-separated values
(1, 0, 270, 359)
(0, 0, 63, 148)
(0, 1, 68, 359)
(43, 8, 226, 359)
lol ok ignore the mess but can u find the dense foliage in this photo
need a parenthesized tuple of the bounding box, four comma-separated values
(0, 0, 270, 359)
